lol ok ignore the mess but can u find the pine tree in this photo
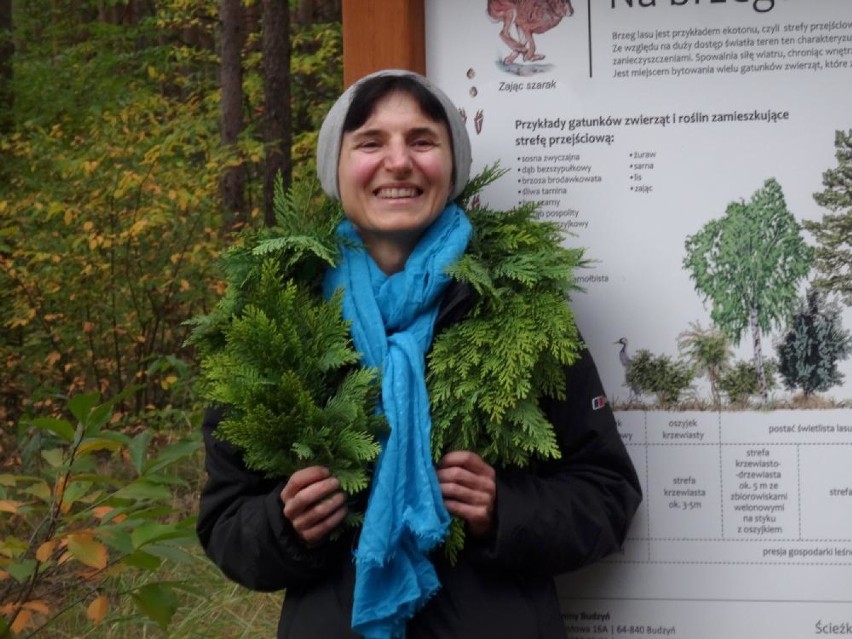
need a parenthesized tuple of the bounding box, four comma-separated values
(776, 287, 852, 396)
(805, 129, 852, 305)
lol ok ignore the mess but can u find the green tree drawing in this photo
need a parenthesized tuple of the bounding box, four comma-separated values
(776, 287, 852, 397)
(684, 178, 813, 401)
(719, 359, 778, 407)
(677, 321, 732, 408)
(625, 349, 694, 408)
(804, 129, 852, 305)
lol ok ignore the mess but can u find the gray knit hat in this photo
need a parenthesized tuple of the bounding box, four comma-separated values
(316, 69, 471, 202)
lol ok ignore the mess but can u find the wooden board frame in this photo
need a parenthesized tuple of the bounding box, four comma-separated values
(341, 0, 426, 87)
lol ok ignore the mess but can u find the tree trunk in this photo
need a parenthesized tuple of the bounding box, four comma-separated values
(219, 0, 248, 228)
(262, 0, 291, 227)
(0, 0, 13, 134)
(749, 305, 768, 401)
(295, 0, 341, 26)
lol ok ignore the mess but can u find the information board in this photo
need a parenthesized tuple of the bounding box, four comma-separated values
(425, 1, 852, 637)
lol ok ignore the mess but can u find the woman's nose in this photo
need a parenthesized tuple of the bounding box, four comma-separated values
(383, 141, 413, 173)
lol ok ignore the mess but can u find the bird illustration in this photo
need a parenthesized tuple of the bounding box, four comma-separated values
(614, 337, 639, 398)
(487, 0, 575, 65)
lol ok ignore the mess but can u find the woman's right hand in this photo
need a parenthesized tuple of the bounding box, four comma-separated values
(280, 466, 348, 546)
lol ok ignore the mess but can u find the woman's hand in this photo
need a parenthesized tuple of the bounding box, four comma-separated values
(281, 466, 348, 546)
(436, 451, 497, 538)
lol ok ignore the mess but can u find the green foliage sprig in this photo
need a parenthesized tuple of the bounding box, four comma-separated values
(430, 169, 586, 558)
(186, 179, 385, 498)
(429, 167, 586, 466)
(187, 167, 587, 556)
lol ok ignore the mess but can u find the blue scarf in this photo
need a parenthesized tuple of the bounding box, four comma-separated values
(323, 203, 472, 639)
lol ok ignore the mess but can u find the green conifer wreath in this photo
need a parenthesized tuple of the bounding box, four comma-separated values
(187, 166, 586, 551)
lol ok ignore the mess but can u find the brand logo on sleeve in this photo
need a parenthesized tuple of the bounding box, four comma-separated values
(591, 395, 607, 410)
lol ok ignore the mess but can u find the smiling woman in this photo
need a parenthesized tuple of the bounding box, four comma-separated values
(196, 69, 642, 639)
(336, 86, 455, 273)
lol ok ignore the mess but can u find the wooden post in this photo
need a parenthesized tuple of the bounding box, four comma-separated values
(341, 0, 426, 87)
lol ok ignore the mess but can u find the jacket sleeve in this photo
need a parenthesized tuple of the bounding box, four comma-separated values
(196, 407, 349, 592)
(467, 346, 642, 576)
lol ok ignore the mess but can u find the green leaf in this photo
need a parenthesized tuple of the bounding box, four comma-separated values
(41, 448, 65, 468)
(128, 431, 153, 475)
(132, 583, 179, 631)
(6, 559, 38, 583)
(131, 521, 190, 549)
(112, 480, 171, 502)
(69, 392, 101, 423)
(122, 549, 163, 571)
(142, 438, 202, 476)
(84, 400, 115, 435)
(0, 474, 21, 486)
(98, 528, 134, 554)
(62, 480, 93, 509)
(31, 416, 76, 442)
(22, 479, 51, 502)
(141, 543, 196, 564)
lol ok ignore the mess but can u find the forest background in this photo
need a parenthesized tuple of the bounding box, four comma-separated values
(0, 0, 343, 636)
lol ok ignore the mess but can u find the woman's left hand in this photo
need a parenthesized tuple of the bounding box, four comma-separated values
(436, 451, 497, 538)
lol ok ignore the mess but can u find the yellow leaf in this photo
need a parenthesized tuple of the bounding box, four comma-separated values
(11, 608, 32, 634)
(66, 533, 108, 570)
(45, 351, 61, 367)
(84, 160, 99, 175)
(129, 219, 148, 236)
(179, 279, 190, 292)
(22, 600, 50, 615)
(36, 540, 57, 562)
(160, 374, 179, 390)
(87, 595, 109, 624)
(0, 500, 23, 514)
(76, 438, 121, 455)
(82, 220, 94, 232)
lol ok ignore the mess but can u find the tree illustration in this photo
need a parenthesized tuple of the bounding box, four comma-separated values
(804, 129, 852, 305)
(625, 349, 694, 408)
(719, 359, 778, 407)
(683, 178, 813, 401)
(677, 321, 732, 408)
(776, 287, 852, 397)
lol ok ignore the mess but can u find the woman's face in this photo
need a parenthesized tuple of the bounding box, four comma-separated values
(337, 91, 454, 252)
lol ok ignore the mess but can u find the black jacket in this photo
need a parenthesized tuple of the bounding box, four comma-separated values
(197, 281, 642, 639)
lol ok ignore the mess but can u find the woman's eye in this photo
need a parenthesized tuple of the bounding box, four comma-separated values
(412, 139, 435, 149)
